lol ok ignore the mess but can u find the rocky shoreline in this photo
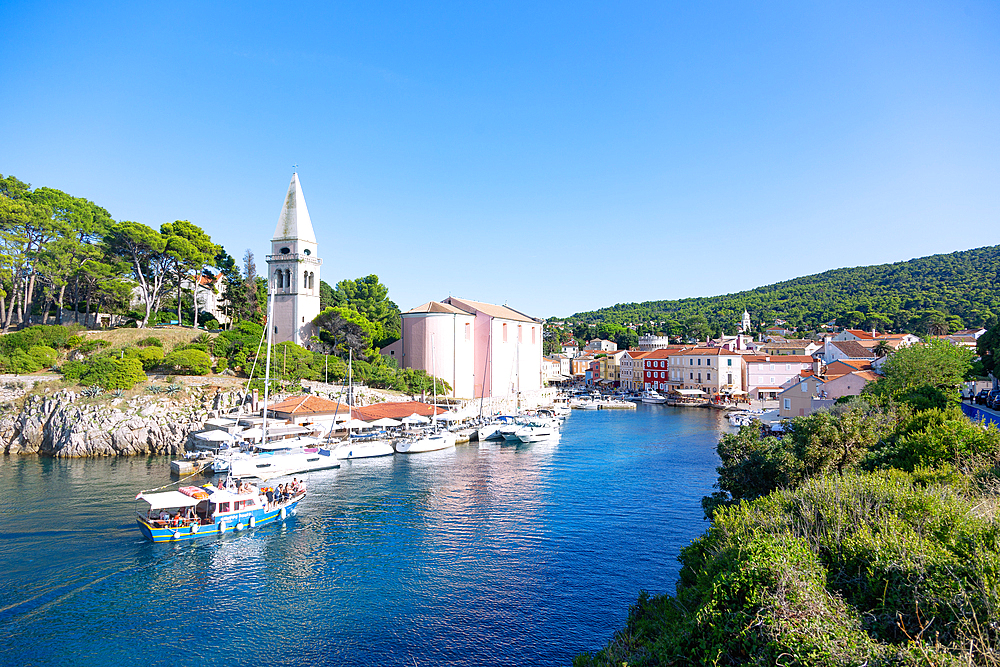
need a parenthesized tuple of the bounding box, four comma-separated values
(0, 382, 244, 458)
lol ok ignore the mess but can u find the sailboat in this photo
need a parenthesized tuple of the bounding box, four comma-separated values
(331, 350, 394, 459)
(223, 279, 340, 479)
(395, 334, 457, 453)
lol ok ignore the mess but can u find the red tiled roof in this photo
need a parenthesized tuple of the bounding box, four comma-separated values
(744, 355, 816, 363)
(267, 395, 353, 416)
(844, 329, 876, 340)
(830, 341, 876, 358)
(351, 401, 446, 421)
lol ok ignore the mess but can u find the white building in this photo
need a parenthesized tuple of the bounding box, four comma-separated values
(266, 173, 323, 347)
(638, 335, 671, 351)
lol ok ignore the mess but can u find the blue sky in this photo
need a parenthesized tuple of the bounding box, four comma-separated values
(2, 1, 998, 318)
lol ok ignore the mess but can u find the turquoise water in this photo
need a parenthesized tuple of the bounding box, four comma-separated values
(0, 405, 727, 666)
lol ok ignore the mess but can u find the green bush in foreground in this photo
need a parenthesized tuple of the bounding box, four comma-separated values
(60, 356, 146, 390)
(162, 348, 211, 375)
(577, 471, 1000, 666)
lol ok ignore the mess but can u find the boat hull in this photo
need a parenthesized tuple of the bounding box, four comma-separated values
(332, 441, 395, 459)
(395, 432, 457, 453)
(135, 495, 303, 543)
(228, 449, 341, 479)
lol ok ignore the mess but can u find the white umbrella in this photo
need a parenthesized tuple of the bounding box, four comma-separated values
(437, 412, 462, 422)
(194, 429, 235, 442)
(370, 417, 403, 427)
(239, 427, 264, 439)
(339, 419, 371, 430)
(402, 413, 430, 425)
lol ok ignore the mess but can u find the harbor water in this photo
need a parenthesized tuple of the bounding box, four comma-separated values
(0, 405, 728, 666)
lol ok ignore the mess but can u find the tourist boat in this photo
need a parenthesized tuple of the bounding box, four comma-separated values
(135, 481, 304, 543)
(640, 390, 668, 404)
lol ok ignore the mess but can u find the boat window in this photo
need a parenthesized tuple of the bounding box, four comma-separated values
(219, 502, 230, 513)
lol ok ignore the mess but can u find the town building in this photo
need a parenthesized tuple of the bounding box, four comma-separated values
(642, 349, 681, 392)
(393, 297, 544, 403)
(620, 350, 652, 391)
(560, 340, 580, 358)
(743, 355, 818, 401)
(819, 340, 876, 365)
(584, 339, 618, 352)
(671, 348, 745, 396)
(638, 335, 672, 351)
(759, 340, 821, 356)
(266, 173, 323, 347)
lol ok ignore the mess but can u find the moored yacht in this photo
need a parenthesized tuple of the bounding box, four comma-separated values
(640, 390, 668, 404)
(395, 429, 457, 453)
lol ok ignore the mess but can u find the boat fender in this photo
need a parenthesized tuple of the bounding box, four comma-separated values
(249, 516, 256, 528)
(190, 523, 198, 534)
(219, 522, 226, 533)
(236, 522, 244, 531)
(280, 507, 287, 521)
(172, 531, 181, 540)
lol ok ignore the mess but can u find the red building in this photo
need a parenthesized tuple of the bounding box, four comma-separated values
(643, 348, 683, 391)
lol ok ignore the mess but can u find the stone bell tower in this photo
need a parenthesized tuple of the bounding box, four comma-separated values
(266, 173, 323, 347)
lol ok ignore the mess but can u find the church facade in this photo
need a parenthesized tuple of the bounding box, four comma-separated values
(266, 173, 323, 347)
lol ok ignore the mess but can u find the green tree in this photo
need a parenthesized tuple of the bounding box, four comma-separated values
(161, 220, 218, 328)
(977, 322, 1000, 377)
(328, 275, 401, 347)
(869, 338, 974, 397)
(103, 221, 171, 328)
(313, 306, 377, 360)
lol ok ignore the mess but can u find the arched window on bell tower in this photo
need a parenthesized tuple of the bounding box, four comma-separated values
(276, 270, 283, 289)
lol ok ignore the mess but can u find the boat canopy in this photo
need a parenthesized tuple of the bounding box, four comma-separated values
(675, 389, 706, 395)
(138, 491, 203, 509)
(254, 436, 320, 451)
(193, 429, 235, 442)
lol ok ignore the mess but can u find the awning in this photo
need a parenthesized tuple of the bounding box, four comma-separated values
(676, 389, 706, 396)
(137, 491, 202, 509)
(193, 429, 234, 442)
(370, 417, 402, 427)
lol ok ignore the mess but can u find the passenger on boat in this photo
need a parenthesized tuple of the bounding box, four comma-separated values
(265, 487, 274, 505)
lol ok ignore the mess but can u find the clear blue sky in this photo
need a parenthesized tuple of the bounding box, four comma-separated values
(3, 1, 998, 318)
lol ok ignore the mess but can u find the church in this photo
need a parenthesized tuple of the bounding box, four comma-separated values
(266, 173, 323, 347)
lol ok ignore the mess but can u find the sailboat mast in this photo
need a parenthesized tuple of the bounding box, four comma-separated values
(479, 324, 490, 419)
(262, 278, 274, 444)
(432, 333, 437, 430)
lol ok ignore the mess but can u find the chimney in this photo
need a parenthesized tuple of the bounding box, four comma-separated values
(813, 359, 823, 376)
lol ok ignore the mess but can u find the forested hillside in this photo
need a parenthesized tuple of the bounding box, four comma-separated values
(568, 245, 1000, 337)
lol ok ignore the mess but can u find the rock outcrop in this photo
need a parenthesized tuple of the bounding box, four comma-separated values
(0, 386, 246, 457)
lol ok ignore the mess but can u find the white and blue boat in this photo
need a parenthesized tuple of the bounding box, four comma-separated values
(135, 482, 303, 543)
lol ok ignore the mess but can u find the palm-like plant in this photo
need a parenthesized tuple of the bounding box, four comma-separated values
(872, 340, 894, 358)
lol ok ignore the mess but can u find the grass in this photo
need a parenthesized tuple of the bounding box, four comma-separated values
(78, 325, 215, 351)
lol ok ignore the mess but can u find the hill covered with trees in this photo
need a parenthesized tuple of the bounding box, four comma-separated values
(565, 245, 1000, 339)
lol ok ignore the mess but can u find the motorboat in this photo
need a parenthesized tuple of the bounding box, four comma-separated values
(640, 390, 668, 404)
(395, 429, 457, 453)
(135, 480, 304, 543)
(331, 434, 394, 459)
(514, 421, 556, 443)
(224, 437, 340, 479)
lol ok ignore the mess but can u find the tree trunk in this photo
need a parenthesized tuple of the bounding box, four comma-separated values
(57, 284, 66, 325)
(176, 265, 183, 326)
(71, 276, 81, 324)
(84, 283, 93, 329)
(24, 272, 37, 327)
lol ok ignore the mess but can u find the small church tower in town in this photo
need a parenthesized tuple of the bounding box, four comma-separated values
(266, 173, 323, 347)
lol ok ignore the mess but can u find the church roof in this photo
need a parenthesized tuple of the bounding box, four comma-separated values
(273, 173, 317, 243)
(404, 301, 471, 315)
(443, 297, 538, 323)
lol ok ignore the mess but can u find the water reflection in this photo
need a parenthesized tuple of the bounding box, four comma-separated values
(1, 406, 724, 667)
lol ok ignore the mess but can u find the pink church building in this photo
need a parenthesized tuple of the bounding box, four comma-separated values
(385, 297, 544, 401)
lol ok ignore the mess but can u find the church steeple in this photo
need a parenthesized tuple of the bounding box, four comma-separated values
(266, 172, 323, 348)
(273, 172, 317, 243)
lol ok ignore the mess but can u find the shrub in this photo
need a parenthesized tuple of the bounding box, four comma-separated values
(62, 356, 146, 390)
(214, 357, 228, 373)
(136, 337, 163, 348)
(124, 345, 164, 370)
(80, 339, 110, 354)
(28, 345, 58, 368)
(580, 471, 1000, 666)
(201, 319, 219, 331)
(162, 348, 211, 375)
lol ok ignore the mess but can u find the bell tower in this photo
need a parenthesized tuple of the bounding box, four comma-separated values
(266, 173, 323, 347)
